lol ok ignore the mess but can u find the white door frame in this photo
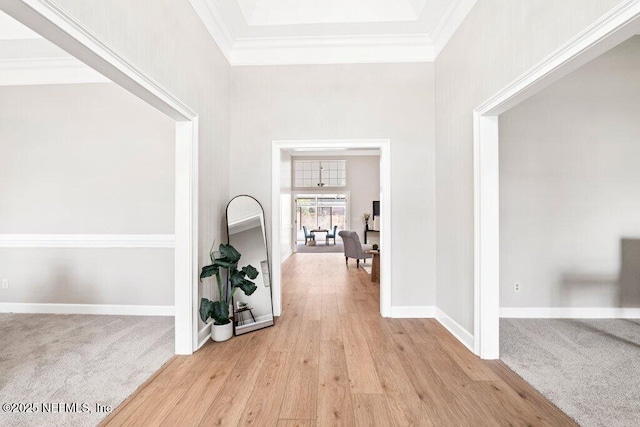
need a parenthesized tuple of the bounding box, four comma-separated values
(473, 0, 640, 359)
(272, 140, 392, 317)
(2, 0, 200, 354)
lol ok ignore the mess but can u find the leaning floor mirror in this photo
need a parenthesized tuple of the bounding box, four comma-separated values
(226, 195, 274, 335)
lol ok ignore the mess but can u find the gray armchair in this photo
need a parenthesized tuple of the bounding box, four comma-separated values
(338, 230, 372, 267)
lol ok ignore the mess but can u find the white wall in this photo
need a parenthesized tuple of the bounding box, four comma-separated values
(0, 249, 174, 305)
(231, 63, 435, 307)
(500, 36, 640, 309)
(347, 156, 381, 243)
(435, 0, 627, 334)
(51, 0, 232, 329)
(0, 83, 175, 305)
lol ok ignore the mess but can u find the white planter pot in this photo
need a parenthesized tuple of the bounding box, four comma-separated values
(211, 322, 233, 342)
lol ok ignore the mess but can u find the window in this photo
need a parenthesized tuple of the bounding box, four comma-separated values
(294, 160, 346, 188)
(296, 195, 347, 242)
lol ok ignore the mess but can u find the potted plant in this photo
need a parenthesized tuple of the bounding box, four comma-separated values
(199, 243, 259, 342)
(362, 212, 371, 229)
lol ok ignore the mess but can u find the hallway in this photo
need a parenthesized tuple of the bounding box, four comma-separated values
(103, 253, 574, 425)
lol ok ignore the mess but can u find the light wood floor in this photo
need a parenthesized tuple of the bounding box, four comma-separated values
(103, 253, 576, 426)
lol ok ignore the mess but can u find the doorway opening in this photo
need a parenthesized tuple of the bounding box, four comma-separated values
(474, 4, 640, 359)
(271, 140, 391, 317)
(1, 1, 199, 355)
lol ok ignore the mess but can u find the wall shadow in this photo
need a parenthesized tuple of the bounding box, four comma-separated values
(619, 238, 640, 307)
(559, 238, 640, 308)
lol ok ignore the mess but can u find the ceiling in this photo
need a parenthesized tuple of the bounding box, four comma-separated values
(190, 0, 477, 65)
(1, 1, 477, 80)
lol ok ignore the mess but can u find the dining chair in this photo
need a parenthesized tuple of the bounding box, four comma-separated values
(302, 226, 315, 245)
(326, 225, 338, 245)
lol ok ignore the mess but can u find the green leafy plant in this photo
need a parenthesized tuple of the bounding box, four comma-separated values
(199, 243, 259, 325)
(372, 243, 379, 250)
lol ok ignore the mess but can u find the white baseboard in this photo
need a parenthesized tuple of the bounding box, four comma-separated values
(390, 305, 435, 318)
(435, 307, 475, 352)
(198, 322, 212, 349)
(0, 303, 174, 316)
(281, 250, 293, 263)
(500, 307, 640, 319)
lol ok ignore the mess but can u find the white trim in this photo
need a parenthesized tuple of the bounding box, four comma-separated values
(0, 234, 175, 248)
(188, 0, 233, 59)
(0, 303, 174, 316)
(198, 322, 213, 349)
(473, 0, 640, 360)
(2, 0, 200, 355)
(230, 34, 434, 66)
(3, 0, 197, 121)
(390, 305, 435, 318)
(435, 307, 475, 352)
(280, 250, 293, 263)
(0, 57, 110, 86)
(175, 119, 199, 356)
(272, 139, 392, 318)
(189, 0, 476, 65)
(228, 214, 262, 235)
(430, 0, 477, 58)
(473, 113, 500, 360)
(500, 307, 640, 319)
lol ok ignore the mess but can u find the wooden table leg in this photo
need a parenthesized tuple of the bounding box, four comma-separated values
(371, 253, 380, 283)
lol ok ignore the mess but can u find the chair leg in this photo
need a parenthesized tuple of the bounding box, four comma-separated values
(345, 256, 348, 265)
(357, 259, 360, 268)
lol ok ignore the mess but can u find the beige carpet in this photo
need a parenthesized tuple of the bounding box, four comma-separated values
(501, 318, 640, 427)
(0, 313, 174, 427)
(295, 242, 344, 253)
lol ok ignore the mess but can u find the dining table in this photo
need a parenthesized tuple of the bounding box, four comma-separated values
(310, 229, 330, 245)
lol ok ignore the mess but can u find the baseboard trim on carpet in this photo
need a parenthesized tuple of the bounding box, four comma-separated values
(0, 303, 175, 316)
(435, 307, 475, 352)
(500, 307, 640, 318)
(390, 305, 435, 318)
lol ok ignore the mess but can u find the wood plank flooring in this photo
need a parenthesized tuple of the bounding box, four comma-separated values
(102, 253, 576, 426)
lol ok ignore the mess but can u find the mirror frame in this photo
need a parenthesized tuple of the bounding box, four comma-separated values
(226, 194, 274, 336)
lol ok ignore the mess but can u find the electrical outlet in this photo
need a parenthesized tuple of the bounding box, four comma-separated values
(1, 279, 8, 290)
(514, 282, 521, 292)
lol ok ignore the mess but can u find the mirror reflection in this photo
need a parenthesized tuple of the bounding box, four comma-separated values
(227, 195, 274, 335)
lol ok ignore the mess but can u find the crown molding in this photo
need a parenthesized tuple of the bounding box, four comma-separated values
(189, 0, 234, 59)
(0, 56, 109, 85)
(190, 0, 477, 65)
(430, 0, 477, 57)
(231, 34, 434, 65)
